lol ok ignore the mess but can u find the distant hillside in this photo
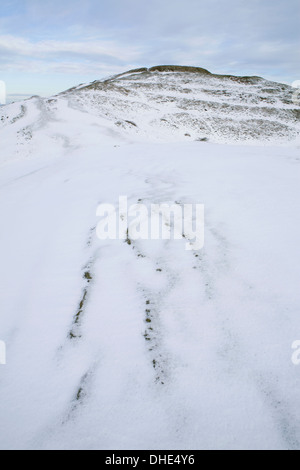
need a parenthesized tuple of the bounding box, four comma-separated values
(0, 65, 299, 163)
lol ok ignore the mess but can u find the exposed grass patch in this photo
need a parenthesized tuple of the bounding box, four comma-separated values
(125, 229, 132, 246)
(76, 388, 83, 401)
(75, 290, 87, 324)
(149, 65, 211, 75)
(125, 120, 138, 127)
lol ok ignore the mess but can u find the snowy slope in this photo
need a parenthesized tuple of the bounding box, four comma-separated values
(0, 66, 299, 166)
(62, 66, 299, 143)
(0, 67, 300, 450)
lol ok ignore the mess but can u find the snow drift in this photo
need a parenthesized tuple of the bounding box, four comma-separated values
(0, 67, 300, 450)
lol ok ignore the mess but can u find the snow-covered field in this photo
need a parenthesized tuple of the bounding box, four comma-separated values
(0, 68, 300, 450)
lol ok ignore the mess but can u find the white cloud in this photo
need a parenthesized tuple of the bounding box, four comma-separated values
(0, 0, 299, 94)
(0, 35, 143, 63)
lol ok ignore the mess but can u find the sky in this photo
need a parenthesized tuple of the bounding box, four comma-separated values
(0, 0, 299, 101)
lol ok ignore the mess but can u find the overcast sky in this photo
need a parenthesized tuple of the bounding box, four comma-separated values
(0, 0, 299, 100)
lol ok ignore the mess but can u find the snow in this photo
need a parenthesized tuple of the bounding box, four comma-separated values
(0, 69, 300, 450)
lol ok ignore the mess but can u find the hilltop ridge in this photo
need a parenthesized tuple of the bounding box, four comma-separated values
(0, 65, 299, 164)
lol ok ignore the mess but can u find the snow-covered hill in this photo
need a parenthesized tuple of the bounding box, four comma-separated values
(0, 66, 299, 165)
(62, 65, 299, 143)
(0, 67, 300, 450)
